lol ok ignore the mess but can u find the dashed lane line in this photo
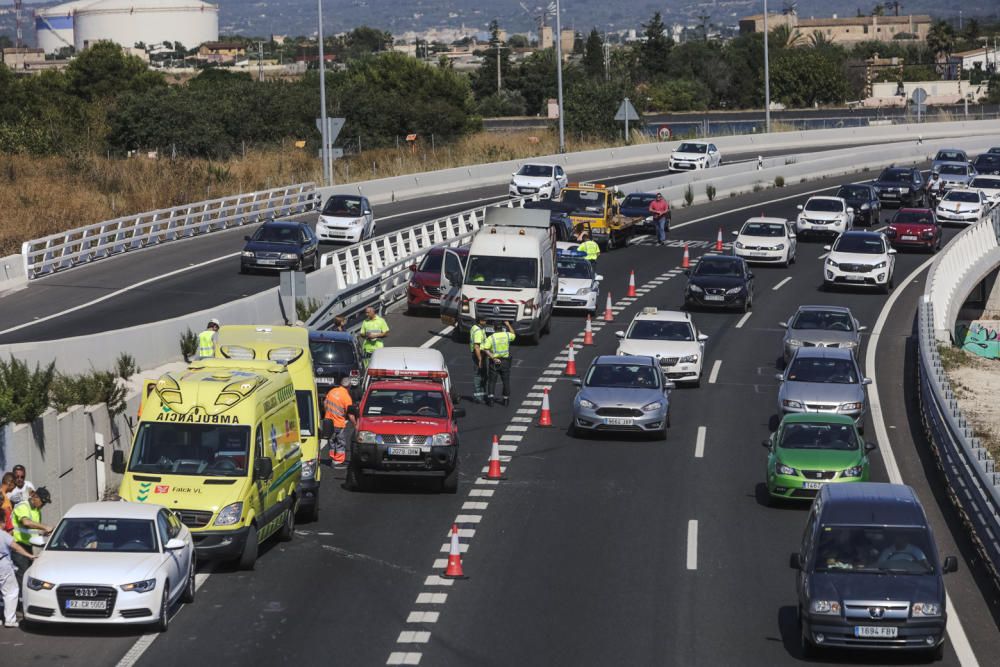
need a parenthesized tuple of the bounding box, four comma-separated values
(708, 360, 722, 384)
(695, 427, 706, 459)
(772, 276, 792, 291)
(735, 311, 753, 329)
(686, 520, 699, 570)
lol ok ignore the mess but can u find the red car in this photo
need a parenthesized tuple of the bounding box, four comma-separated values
(885, 208, 942, 252)
(406, 246, 470, 314)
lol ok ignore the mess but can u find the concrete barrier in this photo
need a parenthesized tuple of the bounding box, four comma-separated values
(0, 253, 26, 294)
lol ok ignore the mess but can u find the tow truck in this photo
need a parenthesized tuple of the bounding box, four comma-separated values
(558, 182, 643, 250)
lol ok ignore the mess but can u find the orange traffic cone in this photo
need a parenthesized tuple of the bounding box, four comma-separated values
(483, 435, 505, 480)
(442, 524, 467, 579)
(603, 292, 614, 322)
(681, 244, 691, 269)
(537, 387, 553, 427)
(565, 343, 577, 376)
(583, 315, 594, 346)
(715, 227, 723, 252)
(627, 270, 637, 297)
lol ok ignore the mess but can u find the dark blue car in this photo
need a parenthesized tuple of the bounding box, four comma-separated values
(241, 220, 320, 273)
(620, 193, 657, 231)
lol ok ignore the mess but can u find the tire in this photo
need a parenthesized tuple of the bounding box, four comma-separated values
(653, 422, 668, 441)
(278, 506, 294, 542)
(306, 497, 320, 523)
(345, 456, 372, 492)
(156, 585, 170, 632)
(237, 526, 258, 571)
(569, 422, 579, 438)
(239, 264, 249, 275)
(881, 275, 893, 295)
(181, 558, 196, 604)
(441, 466, 459, 494)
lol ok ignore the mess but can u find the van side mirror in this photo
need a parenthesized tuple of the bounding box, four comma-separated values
(112, 450, 126, 474)
(452, 407, 466, 419)
(254, 457, 273, 481)
(320, 418, 335, 440)
(942, 556, 958, 573)
(789, 552, 802, 570)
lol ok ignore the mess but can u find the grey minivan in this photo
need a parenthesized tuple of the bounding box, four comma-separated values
(791, 483, 958, 660)
(777, 347, 870, 432)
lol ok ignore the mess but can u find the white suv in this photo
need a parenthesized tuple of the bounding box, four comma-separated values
(615, 307, 708, 387)
(823, 231, 896, 293)
(796, 196, 854, 238)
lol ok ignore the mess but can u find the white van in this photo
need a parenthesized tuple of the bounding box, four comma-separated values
(440, 208, 557, 344)
(364, 347, 457, 402)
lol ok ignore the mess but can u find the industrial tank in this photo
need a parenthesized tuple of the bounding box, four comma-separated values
(34, 1, 97, 54)
(73, 0, 218, 51)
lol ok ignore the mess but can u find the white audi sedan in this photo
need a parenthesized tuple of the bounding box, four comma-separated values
(823, 231, 896, 293)
(22, 502, 195, 631)
(796, 196, 854, 239)
(732, 217, 797, 266)
(316, 194, 376, 243)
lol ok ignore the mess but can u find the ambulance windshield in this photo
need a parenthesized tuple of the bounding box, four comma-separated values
(129, 423, 251, 477)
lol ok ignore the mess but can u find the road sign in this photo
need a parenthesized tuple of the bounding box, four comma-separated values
(614, 98, 640, 122)
(317, 148, 344, 159)
(315, 117, 345, 142)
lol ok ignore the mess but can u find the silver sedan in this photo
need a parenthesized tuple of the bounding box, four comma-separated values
(776, 347, 871, 432)
(571, 355, 673, 440)
(780, 305, 866, 364)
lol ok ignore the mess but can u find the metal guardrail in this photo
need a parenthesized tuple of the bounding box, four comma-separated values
(917, 206, 1000, 591)
(20, 183, 320, 278)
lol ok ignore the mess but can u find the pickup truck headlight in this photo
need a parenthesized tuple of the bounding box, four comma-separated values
(280, 252, 299, 260)
(301, 458, 317, 480)
(120, 578, 157, 593)
(431, 433, 454, 446)
(214, 501, 243, 526)
(356, 430, 378, 444)
(26, 577, 55, 591)
(641, 401, 663, 412)
(810, 600, 841, 615)
(840, 402, 863, 411)
(578, 398, 596, 409)
(841, 465, 864, 478)
(775, 460, 797, 476)
(782, 399, 803, 409)
(688, 284, 703, 293)
(241, 251, 255, 258)
(912, 602, 941, 617)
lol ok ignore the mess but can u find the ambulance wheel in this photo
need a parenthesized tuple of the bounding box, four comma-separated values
(237, 526, 258, 571)
(441, 466, 459, 494)
(278, 506, 294, 542)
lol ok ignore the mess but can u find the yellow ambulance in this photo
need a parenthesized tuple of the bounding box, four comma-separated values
(114, 362, 302, 570)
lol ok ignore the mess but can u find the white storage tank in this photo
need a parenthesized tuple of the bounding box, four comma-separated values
(73, 0, 219, 52)
(34, 1, 98, 54)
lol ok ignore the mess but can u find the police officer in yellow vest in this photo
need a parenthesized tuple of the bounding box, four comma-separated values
(484, 320, 516, 406)
(197, 318, 220, 359)
(469, 315, 488, 403)
(577, 232, 600, 269)
(360, 306, 390, 362)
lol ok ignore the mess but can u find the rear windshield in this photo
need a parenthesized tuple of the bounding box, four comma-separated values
(813, 526, 935, 574)
(622, 194, 657, 207)
(741, 222, 785, 237)
(833, 235, 884, 254)
(310, 340, 356, 365)
(804, 199, 843, 212)
(363, 389, 447, 418)
(780, 422, 858, 450)
(787, 357, 858, 384)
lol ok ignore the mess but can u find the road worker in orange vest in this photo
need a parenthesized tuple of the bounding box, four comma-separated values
(323, 377, 357, 465)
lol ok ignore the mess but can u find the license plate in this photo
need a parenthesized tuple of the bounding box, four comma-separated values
(257, 259, 276, 265)
(67, 599, 107, 610)
(803, 481, 824, 490)
(388, 446, 421, 457)
(316, 377, 335, 385)
(604, 417, 634, 426)
(704, 295, 725, 301)
(854, 625, 898, 638)
(844, 274, 865, 281)
(901, 235, 917, 241)
(427, 298, 440, 305)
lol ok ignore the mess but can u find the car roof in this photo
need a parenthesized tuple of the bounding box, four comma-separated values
(806, 195, 844, 202)
(895, 207, 934, 214)
(594, 354, 655, 366)
(791, 346, 855, 360)
(623, 191, 656, 198)
(743, 216, 788, 225)
(935, 148, 965, 155)
(368, 347, 446, 373)
(678, 140, 709, 146)
(309, 330, 356, 343)
(780, 412, 856, 426)
(425, 245, 469, 256)
(368, 379, 447, 392)
(632, 309, 691, 323)
(520, 162, 557, 168)
(819, 483, 925, 526)
(64, 501, 161, 520)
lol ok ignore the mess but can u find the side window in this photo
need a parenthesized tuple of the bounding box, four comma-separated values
(801, 506, 820, 564)
(156, 511, 171, 547)
(255, 425, 264, 459)
(709, 144, 717, 152)
(167, 512, 182, 538)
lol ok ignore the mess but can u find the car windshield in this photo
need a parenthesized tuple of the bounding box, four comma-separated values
(517, 165, 553, 177)
(310, 340, 356, 365)
(48, 518, 158, 553)
(787, 357, 859, 384)
(936, 150, 965, 162)
(837, 186, 870, 199)
(322, 195, 363, 217)
(128, 423, 251, 476)
(833, 235, 884, 254)
(791, 310, 855, 332)
(557, 258, 593, 279)
(628, 320, 694, 341)
(892, 211, 935, 225)
(363, 389, 447, 418)
(252, 225, 300, 244)
(938, 164, 969, 176)
(622, 194, 657, 207)
(878, 168, 910, 182)
(560, 189, 605, 216)
(780, 422, 859, 451)
(466, 256, 537, 288)
(971, 177, 1000, 189)
(804, 199, 843, 212)
(813, 526, 936, 574)
(693, 259, 742, 277)
(742, 222, 785, 237)
(585, 363, 660, 388)
(677, 143, 707, 153)
(943, 191, 980, 203)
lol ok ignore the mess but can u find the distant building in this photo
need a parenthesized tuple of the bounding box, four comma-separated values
(952, 46, 1000, 74)
(538, 26, 574, 53)
(738, 12, 931, 45)
(2, 47, 46, 69)
(197, 41, 246, 63)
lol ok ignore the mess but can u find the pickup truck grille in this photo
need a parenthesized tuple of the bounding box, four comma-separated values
(380, 435, 429, 445)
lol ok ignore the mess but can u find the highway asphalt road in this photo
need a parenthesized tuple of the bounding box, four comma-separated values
(5, 173, 999, 666)
(1, 142, 885, 342)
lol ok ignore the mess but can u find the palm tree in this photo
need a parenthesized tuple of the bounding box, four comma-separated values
(769, 24, 803, 48)
(809, 30, 832, 48)
(926, 20, 956, 63)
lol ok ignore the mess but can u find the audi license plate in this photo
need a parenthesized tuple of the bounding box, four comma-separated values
(605, 417, 634, 426)
(803, 481, 824, 490)
(704, 295, 725, 301)
(854, 625, 898, 638)
(901, 235, 918, 241)
(388, 446, 421, 457)
(67, 599, 107, 610)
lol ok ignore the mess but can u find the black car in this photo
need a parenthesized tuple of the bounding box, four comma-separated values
(835, 183, 881, 226)
(620, 193, 658, 231)
(972, 152, 1000, 176)
(309, 330, 364, 399)
(241, 221, 320, 273)
(683, 254, 754, 312)
(872, 166, 926, 207)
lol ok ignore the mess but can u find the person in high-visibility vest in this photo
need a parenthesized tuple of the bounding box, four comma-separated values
(323, 377, 356, 465)
(469, 315, 488, 403)
(11, 487, 52, 589)
(359, 307, 389, 362)
(197, 318, 220, 359)
(484, 320, 516, 406)
(577, 232, 600, 269)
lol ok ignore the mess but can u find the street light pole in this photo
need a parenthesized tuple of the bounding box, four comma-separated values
(317, 0, 331, 186)
(763, 0, 771, 133)
(554, 0, 566, 152)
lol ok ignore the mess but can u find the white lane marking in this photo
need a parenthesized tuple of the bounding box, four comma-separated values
(671, 183, 840, 232)
(1, 253, 240, 336)
(500, 434, 523, 442)
(397, 631, 431, 644)
(511, 416, 532, 423)
(708, 360, 722, 384)
(407, 611, 440, 624)
(498, 444, 518, 452)
(446, 527, 477, 537)
(420, 326, 454, 348)
(772, 276, 792, 291)
(507, 425, 528, 432)
(469, 488, 494, 497)
(865, 255, 979, 667)
(439, 542, 470, 553)
(474, 478, 499, 485)
(455, 514, 482, 523)
(463, 501, 488, 510)
(735, 311, 752, 329)
(542, 369, 562, 375)
(415, 592, 447, 604)
(115, 572, 212, 667)
(522, 400, 542, 406)
(387, 652, 422, 665)
(695, 426, 706, 459)
(526, 392, 544, 397)
(425, 574, 456, 585)
(432, 558, 448, 569)
(516, 408, 536, 415)
(687, 520, 698, 570)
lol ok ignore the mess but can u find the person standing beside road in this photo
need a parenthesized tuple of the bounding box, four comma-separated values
(1, 474, 15, 533)
(649, 193, 670, 245)
(1, 511, 36, 628)
(5, 465, 34, 507)
(469, 315, 488, 404)
(197, 318, 221, 359)
(323, 377, 357, 465)
(577, 232, 600, 270)
(484, 321, 516, 406)
(359, 307, 390, 364)
(11, 488, 52, 588)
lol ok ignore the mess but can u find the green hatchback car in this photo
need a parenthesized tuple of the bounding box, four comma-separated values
(763, 413, 876, 504)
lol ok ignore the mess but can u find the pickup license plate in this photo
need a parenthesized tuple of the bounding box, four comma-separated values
(605, 417, 634, 426)
(844, 274, 865, 281)
(67, 599, 107, 610)
(803, 481, 824, 490)
(315, 377, 335, 385)
(388, 446, 421, 457)
(901, 235, 917, 241)
(257, 259, 277, 265)
(854, 625, 898, 638)
(427, 298, 440, 305)
(704, 295, 725, 301)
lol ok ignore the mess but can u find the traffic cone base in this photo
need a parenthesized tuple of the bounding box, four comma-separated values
(583, 315, 594, 345)
(442, 524, 467, 579)
(627, 270, 637, 297)
(537, 387, 553, 427)
(483, 435, 507, 480)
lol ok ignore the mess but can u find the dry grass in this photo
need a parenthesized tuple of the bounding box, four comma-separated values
(0, 130, 651, 256)
(941, 346, 1000, 462)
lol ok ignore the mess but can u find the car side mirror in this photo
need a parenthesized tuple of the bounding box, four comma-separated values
(244, 235, 251, 241)
(778, 321, 788, 328)
(364, 209, 372, 215)
(864, 441, 877, 452)
(697, 334, 708, 342)
(789, 233, 797, 239)
(615, 331, 625, 339)
(29, 535, 47, 547)
(165, 538, 186, 551)
(731, 230, 739, 236)
(320, 418, 335, 440)
(112, 449, 126, 474)
(572, 378, 582, 387)
(683, 269, 690, 276)
(796, 204, 803, 211)
(761, 439, 771, 448)
(409, 264, 418, 272)
(452, 407, 466, 419)
(346, 405, 359, 418)
(595, 274, 604, 281)
(862, 378, 872, 386)
(747, 272, 754, 279)
(822, 245, 832, 251)
(775, 373, 784, 382)
(888, 248, 897, 255)
(943, 556, 958, 573)
(254, 457, 273, 481)
(663, 381, 676, 390)
(858, 325, 868, 332)
(789, 552, 802, 570)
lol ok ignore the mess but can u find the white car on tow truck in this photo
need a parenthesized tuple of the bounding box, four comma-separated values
(615, 307, 708, 387)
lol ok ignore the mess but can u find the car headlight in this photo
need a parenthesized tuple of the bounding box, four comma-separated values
(776, 460, 798, 476)
(241, 251, 255, 258)
(120, 578, 157, 593)
(873, 261, 887, 269)
(641, 401, 663, 412)
(839, 402, 863, 411)
(356, 430, 378, 444)
(787, 339, 802, 347)
(576, 287, 590, 295)
(280, 252, 299, 260)
(679, 354, 699, 363)
(523, 303, 534, 316)
(214, 501, 244, 526)
(725, 286, 743, 295)
(773, 243, 785, 251)
(431, 433, 454, 446)
(26, 577, 55, 591)
(578, 398, 596, 409)
(912, 602, 941, 617)
(842, 340, 857, 348)
(782, 399, 803, 409)
(810, 600, 841, 615)
(688, 284, 703, 293)
(409, 281, 420, 289)
(301, 458, 317, 481)
(735, 241, 744, 249)
(861, 203, 870, 210)
(826, 258, 839, 268)
(841, 465, 864, 478)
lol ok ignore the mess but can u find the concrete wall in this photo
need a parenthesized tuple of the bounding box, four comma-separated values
(0, 253, 26, 294)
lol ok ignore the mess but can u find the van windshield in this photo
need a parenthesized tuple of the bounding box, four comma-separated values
(129, 422, 251, 476)
(466, 256, 537, 288)
(813, 525, 935, 574)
